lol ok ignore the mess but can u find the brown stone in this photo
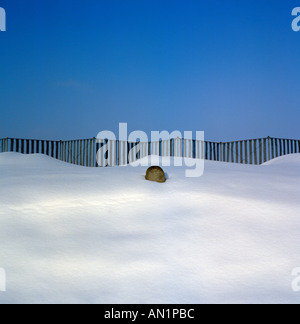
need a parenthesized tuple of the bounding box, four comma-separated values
(145, 166, 166, 183)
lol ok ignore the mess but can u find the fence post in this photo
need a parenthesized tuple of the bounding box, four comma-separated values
(196, 140, 199, 159)
(70, 141, 73, 164)
(45, 141, 49, 156)
(109, 140, 113, 166)
(127, 141, 130, 165)
(158, 140, 161, 157)
(95, 139, 100, 167)
(24, 140, 28, 154)
(85, 139, 89, 166)
(30, 140, 34, 154)
(259, 139, 262, 164)
(226, 143, 230, 163)
(61, 141, 64, 161)
(71, 140, 74, 163)
(230, 143, 233, 163)
(66, 141, 69, 163)
(67, 141, 70, 163)
(216, 143, 220, 162)
(147, 141, 151, 158)
(283, 139, 287, 156)
(54, 142, 58, 160)
(16, 139, 20, 153)
(238, 141, 242, 164)
(78, 140, 81, 165)
(234, 142, 238, 164)
(249, 140, 253, 165)
(10, 138, 14, 152)
(75, 141, 77, 164)
(263, 138, 267, 163)
(58, 141, 61, 161)
(291, 140, 294, 154)
(115, 139, 118, 166)
(21, 139, 25, 154)
(64, 141, 67, 162)
(244, 141, 248, 164)
(253, 139, 257, 165)
(88, 139, 91, 167)
(72, 141, 75, 164)
(51, 141, 54, 157)
(49, 141, 52, 157)
(67, 141, 70, 162)
(221, 142, 224, 162)
(192, 140, 195, 159)
(88, 139, 91, 166)
(92, 138, 95, 167)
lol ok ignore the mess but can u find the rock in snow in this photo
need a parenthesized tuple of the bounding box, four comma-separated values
(145, 166, 166, 183)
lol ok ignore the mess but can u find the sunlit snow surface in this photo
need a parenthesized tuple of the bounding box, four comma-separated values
(0, 152, 300, 304)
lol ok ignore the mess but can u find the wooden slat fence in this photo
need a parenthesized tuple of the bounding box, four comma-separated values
(0, 137, 299, 167)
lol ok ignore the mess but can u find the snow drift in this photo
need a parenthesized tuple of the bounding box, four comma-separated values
(0, 152, 300, 304)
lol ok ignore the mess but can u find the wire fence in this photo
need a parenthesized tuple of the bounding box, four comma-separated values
(0, 137, 299, 167)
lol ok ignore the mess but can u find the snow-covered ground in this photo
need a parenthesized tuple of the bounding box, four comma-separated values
(0, 152, 300, 304)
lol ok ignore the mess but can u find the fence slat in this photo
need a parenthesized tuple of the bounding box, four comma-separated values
(244, 141, 248, 164)
(234, 142, 238, 164)
(249, 140, 253, 165)
(271, 138, 275, 158)
(230, 143, 233, 163)
(239, 141, 242, 164)
(259, 139, 262, 164)
(10, 139, 14, 152)
(253, 139, 258, 165)
(263, 138, 267, 163)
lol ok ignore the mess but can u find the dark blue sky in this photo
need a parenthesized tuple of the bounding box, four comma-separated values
(0, 0, 299, 141)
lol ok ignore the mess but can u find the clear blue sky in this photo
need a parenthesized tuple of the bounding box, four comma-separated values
(0, 0, 299, 141)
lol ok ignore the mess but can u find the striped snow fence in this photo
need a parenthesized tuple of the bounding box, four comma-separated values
(1, 137, 300, 167)
(0, 138, 97, 167)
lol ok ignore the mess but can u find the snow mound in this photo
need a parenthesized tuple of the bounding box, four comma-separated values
(0, 152, 300, 304)
(263, 153, 300, 168)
